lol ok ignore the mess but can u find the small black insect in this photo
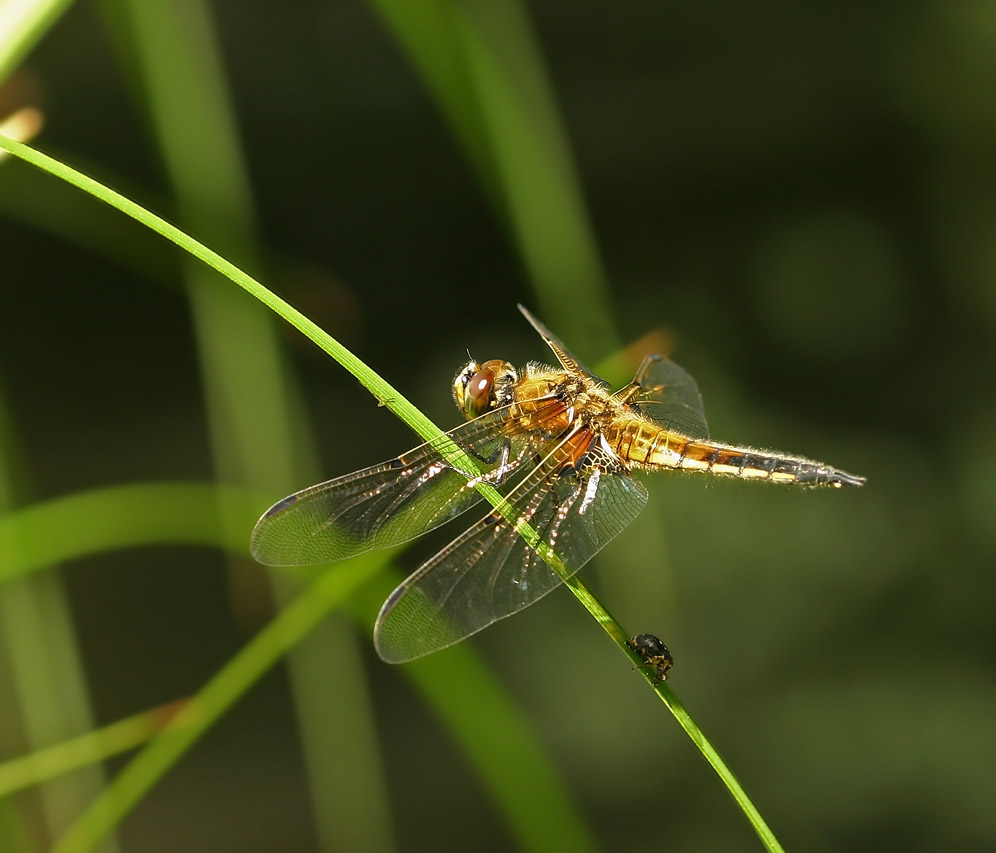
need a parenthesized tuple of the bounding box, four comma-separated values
(628, 633, 674, 683)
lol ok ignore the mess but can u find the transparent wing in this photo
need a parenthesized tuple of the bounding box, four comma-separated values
(250, 404, 561, 567)
(627, 354, 709, 439)
(373, 430, 649, 663)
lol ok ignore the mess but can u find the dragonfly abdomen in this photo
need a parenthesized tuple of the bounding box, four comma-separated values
(611, 422, 864, 488)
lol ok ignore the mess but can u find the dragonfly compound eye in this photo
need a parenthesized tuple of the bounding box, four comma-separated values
(464, 367, 496, 417)
(451, 360, 496, 420)
(455, 359, 518, 419)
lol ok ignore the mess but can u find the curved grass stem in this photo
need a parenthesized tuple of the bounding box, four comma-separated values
(0, 133, 785, 852)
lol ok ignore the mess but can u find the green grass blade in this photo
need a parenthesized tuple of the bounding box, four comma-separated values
(657, 685, 786, 852)
(369, 0, 616, 345)
(363, 0, 500, 206)
(0, 575, 117, 847)
(0, 134, 446, 446)
(107, 0, 391, 848)
(48, 554, 382, 853)
(0, 482, 598, 852)
(360, 12, 787, 844)
(409, 648, 598, 853)
(0, 0, 74, 81)
(0, 701, 187, 797)
(0, 482, 260, 583)
(563, 572, 786, 852)
(0, 379, 119, 848)
(0, 134, 785, 852)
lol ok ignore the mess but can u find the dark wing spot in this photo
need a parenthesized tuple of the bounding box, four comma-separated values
(262, 493, 300, 518)
(382, 584, 407, 612)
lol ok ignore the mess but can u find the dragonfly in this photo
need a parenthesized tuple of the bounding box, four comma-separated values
(251, 305, 865, 663)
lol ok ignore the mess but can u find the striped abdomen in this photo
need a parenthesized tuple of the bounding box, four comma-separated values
(605, 420, 865, 488)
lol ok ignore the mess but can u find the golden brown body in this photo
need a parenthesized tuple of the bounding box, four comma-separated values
(253, 305, 864, 664)
(501, 363, 863, 488)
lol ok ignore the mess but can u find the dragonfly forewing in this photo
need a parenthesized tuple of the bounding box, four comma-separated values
(374, 433, 649, 663)
(250, 411, 542, 566)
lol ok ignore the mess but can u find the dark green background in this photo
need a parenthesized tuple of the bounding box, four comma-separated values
(1, 2, 994, 851)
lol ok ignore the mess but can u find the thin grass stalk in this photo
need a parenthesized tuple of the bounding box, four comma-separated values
(108, 1, 395, 849)
(0, 134, 786, 852)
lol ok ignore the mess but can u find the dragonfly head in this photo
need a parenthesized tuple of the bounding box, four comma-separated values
(453, 358, 518, 420)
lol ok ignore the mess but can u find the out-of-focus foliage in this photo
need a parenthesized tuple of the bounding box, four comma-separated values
(0, 1, 994, 851)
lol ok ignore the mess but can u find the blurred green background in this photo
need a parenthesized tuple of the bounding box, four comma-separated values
(1, 1, 994, 851)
